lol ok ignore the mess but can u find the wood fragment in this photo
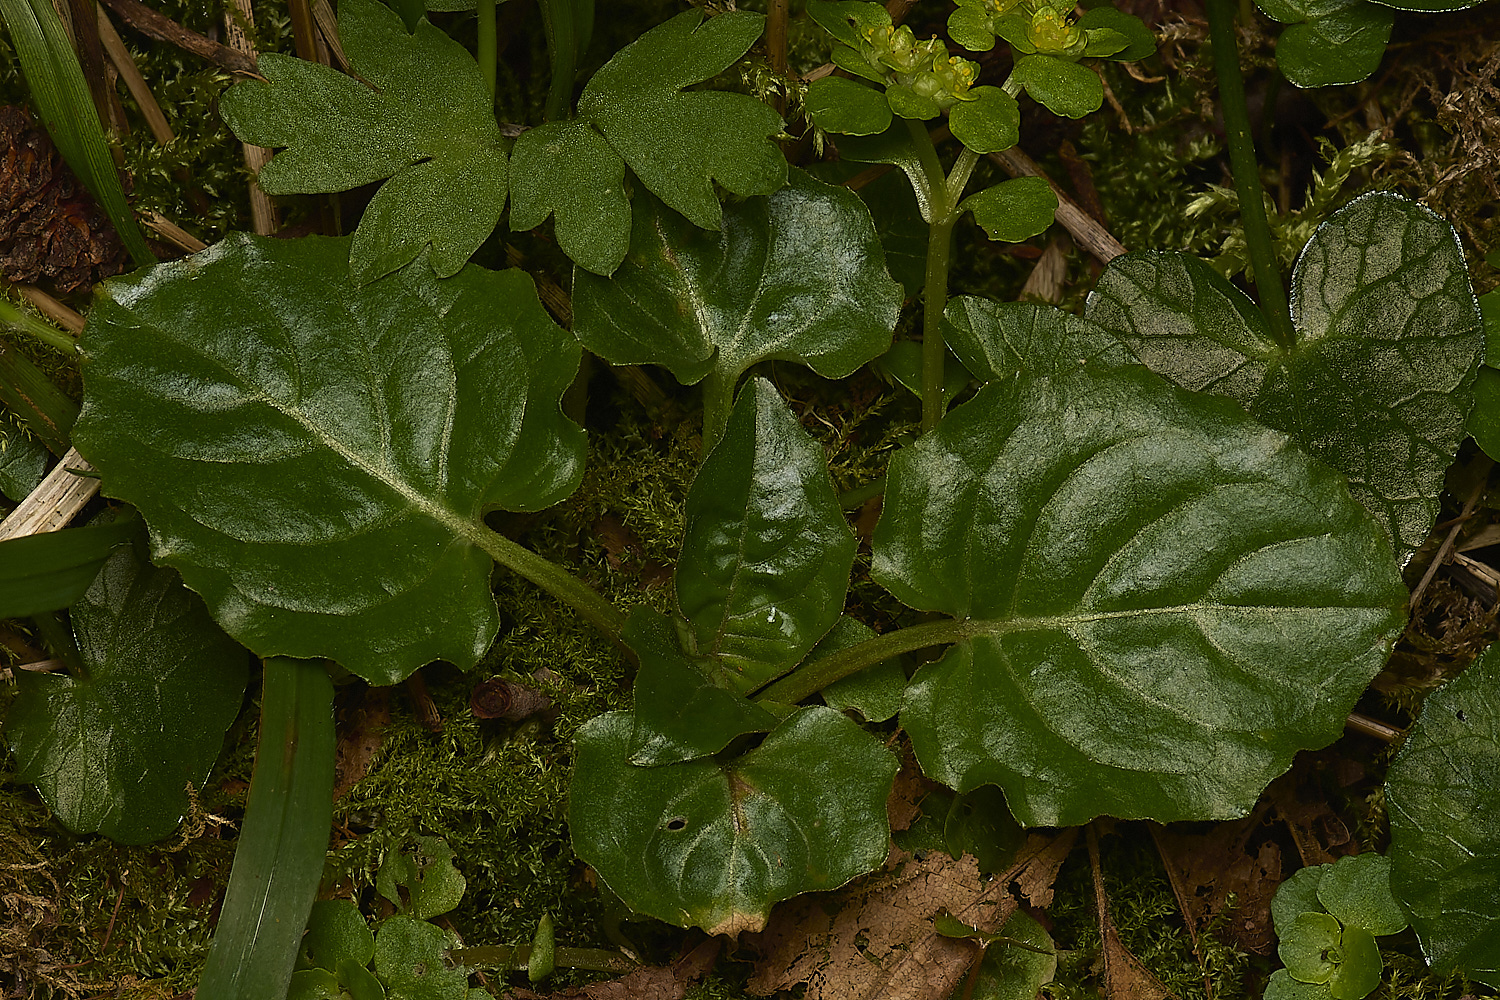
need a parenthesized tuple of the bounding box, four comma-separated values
(221, 0, 279, 235)
(311, 0, 350, 71)
(14, 283, 84, 334)
(0, 447, 100, 541)
(97, 5, 174, 146)
(989, 146, 1128, 263)
(144, 211, 208, 253)
(95, 0, 258, 74)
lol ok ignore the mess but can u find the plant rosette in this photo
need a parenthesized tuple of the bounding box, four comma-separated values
(1265, 853, 1409, 1000)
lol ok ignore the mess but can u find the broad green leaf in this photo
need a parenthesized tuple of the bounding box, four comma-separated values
(1075, 6, 1157, 61)
(817, 616, 906, 723)
(948, 86, 1020, 155)
(1273, 865, 1331, 934)
(1085, 192, 1483, 564)
(339, 960, 386, 1000)
(3, 541, 249, 844)
(1265, 969, 1335, 1000)
(0, 414, 48, 500)
(376, 836, 466, 920)
(0, 518, 136, 618)
(835, 122, 940, 222)
(960, 177, 1058, 243)
(677, 378, 855, 692)
(807, 0, 891, 49)
(577, 9, 786, 232)
(1465, 291, 1500, 458)
(1387, 643, 1500, 988)
(570, 706, 898, 936)
(1282, 911, 1342, 983)
(1329, 925, 1382, 1000)
(872, 340, 973, 409)
(805, 76, 893, 136)
(299, 900, 376, 972)
(72, 234, 585, 685)
(372, 916, 469, 999)
(572, 168, 901, 388)
(1317, 854, 1407, 935)
(886, 83, 941, 120)
(508, 119, 630, 277)
(1364, 0, 1485, 10)
(218, 0, 507, 283)
(942, 297, 1132, 384)
(1011, 54, 1103, 118)
(877, 368, 1407, 827)
(625, 606, 780, 766)
(1256, 0, 1393, 88)
(942, 784, 1024, 874)
(948, 3, 998, 51)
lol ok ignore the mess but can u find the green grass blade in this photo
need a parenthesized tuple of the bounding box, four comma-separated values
(0, 520, 136, 617)
(197, 657, 335, 1000)
(0, 0, 156, 267)
(0, 337, 80, 455)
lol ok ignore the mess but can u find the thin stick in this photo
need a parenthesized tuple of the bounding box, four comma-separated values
(989, 146, 1127, 262)
(96, 0, 257, 74)
(0, 447, 101, 541)
(1410, 456, 1493, 609)
(768, 0, 788, 117)
(14, 284, 84, 333)
(222, 0, 279, 235)
(97, 5, 173, 145)
(145, 211, 209, 252)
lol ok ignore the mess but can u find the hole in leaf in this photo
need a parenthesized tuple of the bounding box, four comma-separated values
(665, 816, 688, 832)
(1456, 709, 1468, 722)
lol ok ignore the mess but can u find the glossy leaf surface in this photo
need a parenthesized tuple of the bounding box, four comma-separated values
(677, 378, 855, 692)
(805, 76, 892, 136)
(73, 234, 584, 685)
(878, 368, 1407, 827)
(570, 706, 897, 936)
(1255, 0, 1393, 88)
(509, 120, 630, 277)
(942, 297, 1131, 384)
(816, 616, 905, 723)
(626, 606, 780, 766)
(1318, 853, 1407, 935)
(1085, 192, 1483, 563)
(3, 541, 248, 843)
(577, 9, 785, 232)
(1387, 644, 1500, 988)
(948, 86, 1020, 154)
(572, 169, 900, 387)
(961, 178, 1058, 243)
(219, 0, 506, 282)
(1011, 55, 1103, 118)
(0, 518, 136, 617)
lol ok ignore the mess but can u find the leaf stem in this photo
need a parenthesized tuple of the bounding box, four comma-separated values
(0, 299, 77, 354)
(754, 616, 977, 704)
(921, 211, 958, 433)
(477, 0, 496, 100)
(474, 525, 626, 644)
(198, 657, 335, 1000)
(699, 367, 734, 454)
(1205, 0, 1295, 349)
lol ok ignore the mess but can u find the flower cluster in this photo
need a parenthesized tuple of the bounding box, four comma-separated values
(949, 0, 1135, 61)
(849, 22, 981, 110)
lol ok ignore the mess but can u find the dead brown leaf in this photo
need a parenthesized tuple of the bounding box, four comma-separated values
(747, 829, 1076, 1000)
(1090, 825, 1178, 1000)
(332, 685, 390, 801)
(1149, 806, 1280, 958)
(503, 938, 719, 1000)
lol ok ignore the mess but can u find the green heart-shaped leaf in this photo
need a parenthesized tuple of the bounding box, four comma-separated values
(1076, 6, 1157, 61)
(1329, 925, 1382, 1000)
(376, 835, 466, 920)
(509, 119, 630, 277)
(72, 234, 585, 685)
(877, 368, 1407, 827)
(299, 900, 376, 972)
(625, 606, 780, 766)
(2, 540, 249, 844)
(1011, 54, 1103, 118)
(1281, 911, 1342, 984)
(1387, 643, 1500, 988)
(948, 86, 1020, 155)
(1317, 853, 1407, 936)
(572, 168, 900, 388)
(959, 177, 1058, 243)
(677, 378, 855, 692)
(218, 0, 507, 283)
(1256, 0, 1393, 88)
(805, 76, 893, 136)
(1272, 865, 1331, 935)
(577, 8, 785, 232)
(570, 706, 897, 936)
(1085, 192, 1483, 563)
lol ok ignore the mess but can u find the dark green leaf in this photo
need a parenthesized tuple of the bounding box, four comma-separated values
(570, 706, 898, 935)
(942, 297, 1132, 384)
(288, 969, 343, 1000)
(625, 606, 780, 766)
(572, 168, 900, 387)
(942, 784, 1024, 874)
(1256, 0, 1393, 88)
(340, 960, 387, 1000)
(73, 234, 584, 685)
(941, 911, 1056, 1000)
(1011, 54, 1103, 118)
(806, 0, 892, 49)
(815, 617, 905, 723)
(1363, 0, 1485, 10)
(1085, 192, 1483, 563)
(3, 542, 248, 844)
(878, 368, 1407, 827)
(299, 900, 376, 972)
(872, 340, 973, 408)
(1076, 6, 1157, 60)
(0, 518, 136, 617)
(1272, 866, 1330, 934)
(948, 86, 1020, 154)
(805, 76, 893, 136)
(577, 9, 786, 232)
(1317, 854, 1407, 935)
(509, 120, 630, 277)
(0, 414, 48, 500)
(959, 177, 1058, 243)
(1387, 643, 1500, 988)
(1281, 911, 1342, 983)
(218, 0, 507, 282)
(372, 916, 469, 999)
(677, 378, 855, 692)
(376, 836, 466, 920)
(1470, 368, 1500, 461)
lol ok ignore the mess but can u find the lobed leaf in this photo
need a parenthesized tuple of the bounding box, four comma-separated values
(72, 234, 584, 685)
(1085, 192, 1483, 564)
(3, 541, 249, 844)
(1011, 55, 1104, 119)
(1386, 643, 1500, 988)
(509, 120, 631, 276)
(219, 0, 507, 282)
(572, 168, 900, 388)
(877, 367, 1407, 827)
(570, 706, 897, 936)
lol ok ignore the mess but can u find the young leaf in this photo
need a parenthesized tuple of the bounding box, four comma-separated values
(1011, 54, 1104, 118)
(372, 917, 469, 998)
(572, 168, 900, 388)
(576, 8, 786, 232)
(72, 234, 585, 685)
(677, 378, 856, 693)
(376, 836, 467, 920)
(570, 706, 898, 936)
(0, 414, 48, 500)
(1386, 643, 1500, 988)
(1255, 0, 1394, 88)
(877, 367, 1407, 827)
(941, 297, 1132, 384)
(948, 86, 1020, 154)
(0, 518, 136, 618)
(509, 119, 631, 276)
(298, 900, 376, 972)
(625, 606, 781, 767)
(1085, 192, 1483, 563)
(3, 541, 249, 844)
(218, 0, 507, 283)
(805, 76, 893, 136)
(1316, 854, 1407, 936)
(959, 177, 1058, 243)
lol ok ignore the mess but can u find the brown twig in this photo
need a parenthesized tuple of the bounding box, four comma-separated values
(96, 5, 173, 146)
(989, 146, 1128, 263)
(95, 0, 258, 74)
(1410, 456, 1494, 609)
